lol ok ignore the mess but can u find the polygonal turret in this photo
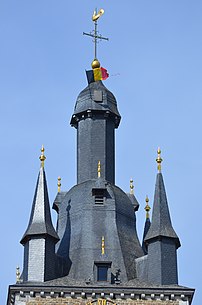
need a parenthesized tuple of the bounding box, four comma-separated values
(70, 81, 121, 184)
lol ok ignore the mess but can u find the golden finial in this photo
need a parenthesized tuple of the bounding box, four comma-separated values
(39, 145, 46, 168)
(130, 178, 134, 195)
(91, 59, 100, 69)
(83, 8, 108, 67)
(101, 236, 105, 255)
(156, 147, 163, 172)
(98, 160, 101, 178)
(16, 266, 20, 283)
(144, 195, 151, 219)
(92, 8, 104, 22)
(57, 176, 61, 193)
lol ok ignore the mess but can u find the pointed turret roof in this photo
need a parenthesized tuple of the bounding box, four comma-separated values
(144, 172, 180, 248)
(144, 148, 180, 248)
(142, 218, 151, 254)
(142, 196, 151, 254)
(21, 148, 59, 244)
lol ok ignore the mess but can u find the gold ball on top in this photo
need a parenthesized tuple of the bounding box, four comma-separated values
(156, 147, 163, 172)
(39, 145, 46, 163)
(145, 195, 149, 204)
(145, 196, 151, 212)
(91, 58, 100, 69)
(145, 195, 151, 219)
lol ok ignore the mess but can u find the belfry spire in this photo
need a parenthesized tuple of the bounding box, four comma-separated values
(6, 8, 195, 305)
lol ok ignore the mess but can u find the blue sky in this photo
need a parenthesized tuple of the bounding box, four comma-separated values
(1, 1, 201, 304)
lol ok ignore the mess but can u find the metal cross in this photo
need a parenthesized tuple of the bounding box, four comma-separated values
(83, 8, 109, 60)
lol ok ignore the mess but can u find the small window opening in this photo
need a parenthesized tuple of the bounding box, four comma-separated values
(97, 265, 108, 281)
(95, 195, 104, 204)
(92, 188, 105, 205)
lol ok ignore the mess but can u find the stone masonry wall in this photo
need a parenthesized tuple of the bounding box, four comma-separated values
(24, 297, 181, 305)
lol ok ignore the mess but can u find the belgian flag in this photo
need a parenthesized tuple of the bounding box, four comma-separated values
(86, 67, 109, 84)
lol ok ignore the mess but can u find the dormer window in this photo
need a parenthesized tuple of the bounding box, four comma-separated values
(97, 265, 108, 281)
(94, 262, 112, 282)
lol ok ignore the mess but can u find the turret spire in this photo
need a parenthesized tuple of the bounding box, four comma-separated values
(142, 195, 151, 254)
(145, 150, 180, 246)
(21, 146, 59, 243)
(20, 147, 59, 282)
(144, 149, 180, 284)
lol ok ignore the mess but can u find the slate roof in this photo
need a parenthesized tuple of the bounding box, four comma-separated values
(70, 81, 121, 127)
(144, 173, 180, 248)
(142, 217, 151, 254)
(127, 193, 139, 211)
(53, 178, 144, 282)
(11, 271, 195, 291)
(20, 166, 59, 244)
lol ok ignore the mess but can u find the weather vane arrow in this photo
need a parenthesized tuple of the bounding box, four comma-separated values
(83, 8, 109, 61)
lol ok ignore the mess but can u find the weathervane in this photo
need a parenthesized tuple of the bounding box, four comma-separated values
(83, 8, 109, 64)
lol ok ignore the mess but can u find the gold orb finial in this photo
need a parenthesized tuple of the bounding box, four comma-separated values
(144, 195, 151, 219)
(92, 58, 100, 69)
(98, 160, 101, 178)
(130, 178, 134, 195)
(156, 147, 163, 172)
(57, 176, 61, 193)
(39, 145, 46, 168)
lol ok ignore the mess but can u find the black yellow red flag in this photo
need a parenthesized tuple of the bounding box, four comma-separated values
(86, 67, 109, 84)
